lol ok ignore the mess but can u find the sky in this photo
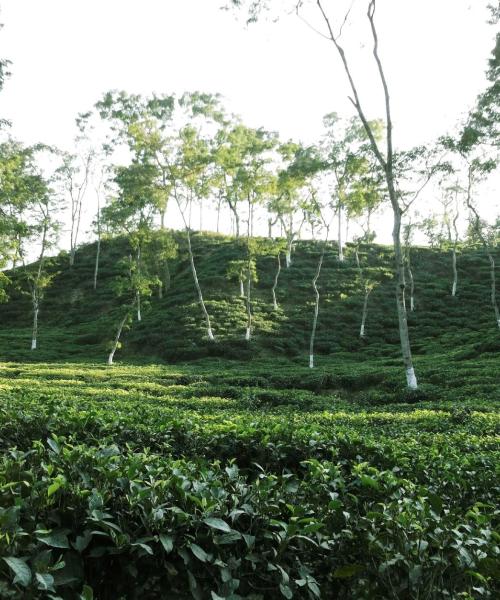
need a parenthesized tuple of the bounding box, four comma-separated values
(0, 0, 497, 244)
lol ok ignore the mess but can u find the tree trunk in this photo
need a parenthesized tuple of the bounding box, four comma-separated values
(393, 207, 417, 389)
(356, 247, 371, 338)
(69, 248, 76, 267)
(136, 291, 141, 322)
(309, 239, 328, 368)
(360, 288, 370, 338)
(451, 247, 458, 297)
(285, 236, 293, 268)
(31, 298, 38, 350)
(93, 237, 101, 291)
(240, 278, 245, 298)
(337, 203, 344, 262)
(136, 245, 142, 321)
(186, 225, 215, 341)
(272, 252, 281, 310)
(316, 0, 418, 389)
(107, 311, 129, 365)
(216, 197, 222, 233)
(407, 261, 415, 312)
(245, 274, 252, 341)
(227, 200, 240, 237)
(245, 196, 253, 341)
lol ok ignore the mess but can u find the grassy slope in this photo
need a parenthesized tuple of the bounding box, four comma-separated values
(0, 235, 499, 597)
(0, 231, 498, 393)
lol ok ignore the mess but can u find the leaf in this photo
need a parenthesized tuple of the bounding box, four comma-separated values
(204, 517, 232, 533)
(359, 475, 379, 490)
(190, 543, 209, 563)
(36, 572, 55, 591)
(73, 531, 93, 553)
(3, 557, 32, 587)
(47, 480, 62, 497)
(47, 437, 60, 454)
(279, 583, 293, 599)
(188, 570, 203, 600)
(37, 531, 70, 549)
(131, 542, 153, 555)
(159, 534, 173, 553)
(307, 580, 321, 598)
(80, 584, 94, 600)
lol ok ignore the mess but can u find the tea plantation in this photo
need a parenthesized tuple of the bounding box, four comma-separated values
(0, 236, 499, 598)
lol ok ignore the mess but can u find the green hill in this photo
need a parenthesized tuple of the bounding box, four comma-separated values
(1, 234, 499, 598)
(0, 232, 498, 397)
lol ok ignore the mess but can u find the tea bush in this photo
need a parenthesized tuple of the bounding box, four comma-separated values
(0, 362, 498, 598)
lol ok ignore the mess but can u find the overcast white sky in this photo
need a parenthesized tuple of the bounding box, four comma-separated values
(0, 0, 497, 243)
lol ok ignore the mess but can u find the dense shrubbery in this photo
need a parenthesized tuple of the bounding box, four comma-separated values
(0, 363, 498, 598)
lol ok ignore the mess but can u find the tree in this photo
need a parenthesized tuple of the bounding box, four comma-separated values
(106, 251, 158, 365)
(56, 149, 93, 267)
(422, 180, 462, 298)
(308, 201, 331, 369)
(265, 237, 287, 310)
(102, 161, 158, 323)
(20, 164, 60, 351)
(227, 258, 255, 297)
(321, 113, 383, 262)
(229, 0, 429, 388)
(459, 7, 499, 153)
(92, 162, 109, 290)
(0, 141, 60, 348)
(0, 16, 11, 129)
(402, 216, 417, 313)
(96, 90, 225, 341)
(464, 159, 499, 330)
(147, 229, 178, 299)
(270, 142, 322, 268)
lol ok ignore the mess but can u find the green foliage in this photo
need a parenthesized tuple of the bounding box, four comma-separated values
(0, 361, 498, 598)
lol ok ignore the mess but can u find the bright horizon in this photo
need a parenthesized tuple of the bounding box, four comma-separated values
(0, 0, 498, 247)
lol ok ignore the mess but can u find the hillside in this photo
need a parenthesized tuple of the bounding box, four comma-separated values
(1, 235, 499, 598)
(0, 232, 499, 396)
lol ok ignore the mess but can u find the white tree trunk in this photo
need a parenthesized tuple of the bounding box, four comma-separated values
(309, 243, 326, 369)
(272, 252, 281, 310)
(31, 300, 38, 350)
(93, 236, 101, 290)
(31, 308, 38, 350)
(240, 279, 245, 297)
(360, 289, 370, 338)
(407, 262, 415, 312)
(338, 204, 344, 262)
(107, 311, 129, 365)
(406, 367, 417, 389)
(394, 209, 418, 390)
(451, 247, 458, 297)
(186, 225, 215, 341)
(137, 293, 141, 322)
